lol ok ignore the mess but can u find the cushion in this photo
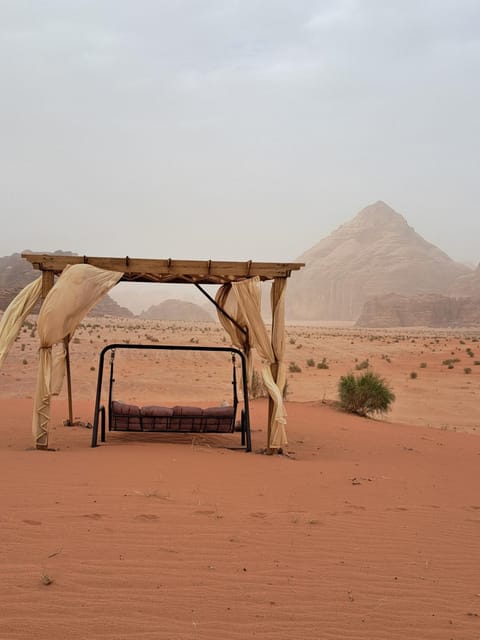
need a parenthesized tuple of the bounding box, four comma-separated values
(141, 406, 173, 417)
(111, 401, 140, 415)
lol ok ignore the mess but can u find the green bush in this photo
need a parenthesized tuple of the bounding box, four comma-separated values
(316, 357, 329, 370)
(338, 371, 395, 417)
(289, 362, 301, 373)
(306, 358, 315, 367)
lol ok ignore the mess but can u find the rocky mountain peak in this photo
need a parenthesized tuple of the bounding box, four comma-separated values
(351, 200, 409, 230)
(288, 201, 472, 321)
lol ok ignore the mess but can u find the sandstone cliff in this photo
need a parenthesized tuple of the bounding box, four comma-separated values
(356, 293, 480, 328)
(450, 263, 480, 297)
(287, 201, 470, 321)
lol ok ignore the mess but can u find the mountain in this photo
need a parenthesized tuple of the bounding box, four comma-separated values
(140, 299, 215, 322)
(356, 293, 480, 328)
(0, 252, 133, 317)
(287, 201, 471, 321)
(450, 263, 480, 298)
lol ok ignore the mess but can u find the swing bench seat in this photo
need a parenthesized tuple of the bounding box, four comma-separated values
(91, 343, 251, 451)
(110, 401, 235, 434)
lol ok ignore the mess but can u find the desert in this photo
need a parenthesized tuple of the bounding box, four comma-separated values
(2, 1, 480, 636)
(2, 316, 480, 639)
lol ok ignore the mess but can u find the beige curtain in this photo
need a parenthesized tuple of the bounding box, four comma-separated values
(216, 276, 288, 448)
(271, 277, 288, 426)
(215, 283, 253, 383)
(0, 277, 42, 368)
(33, 264, 123, 447)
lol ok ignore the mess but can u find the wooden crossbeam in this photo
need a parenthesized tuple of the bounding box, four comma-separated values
(22, 253, 304, 284)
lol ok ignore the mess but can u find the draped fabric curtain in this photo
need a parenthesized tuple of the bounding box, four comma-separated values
(215, 276, 288, 448)
(215, 283, 253, 384)
(0, 277, 43, 368)
(33, 264, 123, 447)
(270, 277, 288, 438)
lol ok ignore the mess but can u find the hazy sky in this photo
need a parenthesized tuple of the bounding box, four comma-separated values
(1, 0, 479, 264)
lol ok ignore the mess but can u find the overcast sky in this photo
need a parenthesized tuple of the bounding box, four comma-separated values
(1, 0, 479, 264)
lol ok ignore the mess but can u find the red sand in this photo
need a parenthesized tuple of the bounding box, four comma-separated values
(2, 321, 480, 638)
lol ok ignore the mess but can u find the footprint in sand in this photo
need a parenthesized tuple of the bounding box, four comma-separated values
(82, 513, 103, 520)
(249, 512, 268, 519)
(23, 519, 42, 526)
(135, 514, 159, 521)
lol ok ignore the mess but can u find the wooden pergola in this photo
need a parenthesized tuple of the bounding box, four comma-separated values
(22, 252, 305, 450)
(22, 253, 304, 290)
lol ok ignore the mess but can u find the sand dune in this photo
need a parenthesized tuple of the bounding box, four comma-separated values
(2, 320, 480, 638)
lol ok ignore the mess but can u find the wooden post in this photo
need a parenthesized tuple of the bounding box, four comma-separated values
(64, 336, 73, 426)
(36, 270, 55, 449)
(267, 277, 286, 453)
(41, 270, 54, 299)
(267, 362, 278, 452)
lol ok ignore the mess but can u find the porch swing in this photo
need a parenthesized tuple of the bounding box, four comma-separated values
(91, 343, 251, 451)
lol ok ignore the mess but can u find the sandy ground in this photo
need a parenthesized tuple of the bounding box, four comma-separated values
(1, 318, 480, 638)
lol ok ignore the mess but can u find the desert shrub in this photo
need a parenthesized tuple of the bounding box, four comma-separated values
(250, 369, 267, 399)
(289, 362, 302, 373)
(355, 359, 369, 371)
(466, 348, 474, 358)
(250, 370, 288, 399)
(306, 358, 315, 367)
(317, 357, 329, 370)
(338, 371, 395, 417)
(442, 358, 460, 366)
(419, 362, 427, 368)
(410, 371, 418, 379)
(464, 367, 472, 374)
(474, 361, 480, 366)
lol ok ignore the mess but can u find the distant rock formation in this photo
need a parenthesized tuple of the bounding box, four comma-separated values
(356, 293, 480, 327)
(450, 263, 480, 298)
(140, 299, 214, 322)
(0, 251, 133, 317)
(287, 201, 471, 321)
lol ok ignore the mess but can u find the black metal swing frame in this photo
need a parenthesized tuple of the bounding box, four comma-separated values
(91, 343, 251, 451)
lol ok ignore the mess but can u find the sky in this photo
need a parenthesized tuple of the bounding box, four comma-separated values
(1, 0, 479, 264)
